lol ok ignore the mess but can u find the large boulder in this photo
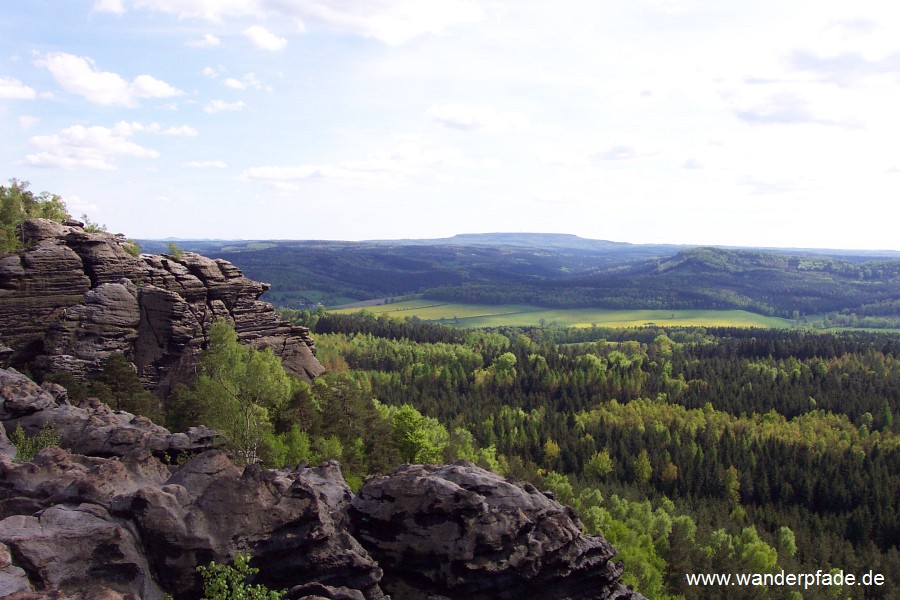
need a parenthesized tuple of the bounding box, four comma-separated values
(111, 455, 387, 599)
(0, 503, 165, 599)
(350, 462, 643, 600)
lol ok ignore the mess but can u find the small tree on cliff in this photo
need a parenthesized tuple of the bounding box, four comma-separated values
(0, 179, 70, 252)
(190, 320, 293, 465)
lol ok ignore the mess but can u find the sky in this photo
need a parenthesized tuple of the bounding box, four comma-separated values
(2, 1, 899, 250)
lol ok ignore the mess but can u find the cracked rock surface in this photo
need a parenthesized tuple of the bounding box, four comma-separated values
(0, 218, 324, 391)
(350, 463, 642, 600)
(0, 367, 386, 600)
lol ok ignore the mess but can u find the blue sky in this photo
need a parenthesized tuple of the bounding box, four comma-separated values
(2, 1, 899, 250)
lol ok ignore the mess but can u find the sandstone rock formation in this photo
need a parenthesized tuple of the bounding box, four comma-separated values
(0, 218, 324, 393)
(0, 368, 217, 460)
(0, 367, 645, 600)
(350, 463, 637, 600)
(0, 367, 384, 600)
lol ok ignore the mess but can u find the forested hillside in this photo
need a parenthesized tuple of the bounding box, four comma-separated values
(283, 311, 899, 599)
(140, 238, 900, 321)
(426, 247, 900, 318)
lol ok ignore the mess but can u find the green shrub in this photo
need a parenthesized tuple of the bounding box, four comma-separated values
(196, 553, 284, 600)
(11, 423, 61, 462)
(124, 239, 141, 257)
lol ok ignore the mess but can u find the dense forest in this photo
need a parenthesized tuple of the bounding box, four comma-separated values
(37, 306, 899, 598)
(278, 312, 898, 599)
(425, 247, 900, 318)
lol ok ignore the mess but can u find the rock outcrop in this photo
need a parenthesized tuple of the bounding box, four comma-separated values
(0, 367, 645, 600)
(0, 218, 324, 393)
(0, 367, 384, 600)
(351, 463, 636, 600)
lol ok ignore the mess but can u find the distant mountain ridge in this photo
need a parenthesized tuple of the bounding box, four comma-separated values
(141, 232, 900, 259)
(136, 235, 900, 317)
(365, 232, 673, 253)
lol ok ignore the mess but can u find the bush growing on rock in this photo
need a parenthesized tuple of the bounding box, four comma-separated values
(0, 178, 70, 252)
(197, 553, 285, 600)
(10, 423, 60, 462)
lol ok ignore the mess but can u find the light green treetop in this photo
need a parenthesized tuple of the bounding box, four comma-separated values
(1, 179, 70, 252)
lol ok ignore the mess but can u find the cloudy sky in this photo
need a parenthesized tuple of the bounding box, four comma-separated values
(2, 1, 899, 249)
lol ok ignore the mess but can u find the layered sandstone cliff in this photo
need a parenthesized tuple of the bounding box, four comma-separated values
(0, 218, 324, 393)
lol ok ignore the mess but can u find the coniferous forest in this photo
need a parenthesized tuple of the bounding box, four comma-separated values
(275, 311, 898, 599)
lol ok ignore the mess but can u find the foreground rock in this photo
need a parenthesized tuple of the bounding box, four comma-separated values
(0, 368, 385, 599)
(0, 218, 324, 392)
(0, 367, 642, 599)
(351, 463, 639, 600)
(0, 368, 216, 459)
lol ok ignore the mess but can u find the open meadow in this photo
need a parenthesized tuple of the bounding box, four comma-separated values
(329, 299, 794, 328)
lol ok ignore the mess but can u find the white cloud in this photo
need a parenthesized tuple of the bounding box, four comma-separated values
(164, 125, 198, 136)
(738, 176, 804, 196)
(427, 103, 530, 132)
(0, 76, 37, 99)
(224, 73, 268, 91)
(733, 92, 857, 127)
(19, 116, 39, 129)
(121, 0, 484, 45)
(186, 33, 221, 47)
(66, 195, 101, 215)
(293, 0, 486, 45)
(93, 0, 125, 14)
(131, 74, 181, 99)
(203, 99, 246, 113)
(96, 121, 196, 136)
(788, 49, 900, 85)
(26, 121, 160, 170)
(240, 137, 483, 190)
(538, 143, 648, 168)
(244, 25, 287, 51)
(592, 145, 642, 161)
(130, 0, 260, 22)
(202, 65, 225, 78)
(35, 52, 182, 107)
(184, 160, 228, 168)
(111, 121, 160, 135)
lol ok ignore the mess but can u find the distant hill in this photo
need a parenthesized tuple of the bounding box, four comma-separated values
(367, 232, 682, 255)
(137, 235, 900, 318)
(429, 246, 899, 318)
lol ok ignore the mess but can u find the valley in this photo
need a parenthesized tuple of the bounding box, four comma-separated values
(145, 233, 900, 331)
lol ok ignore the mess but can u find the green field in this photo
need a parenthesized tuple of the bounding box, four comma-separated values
(329, 300, 794, 328)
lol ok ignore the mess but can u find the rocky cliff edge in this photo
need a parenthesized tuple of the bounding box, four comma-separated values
(0, 218, 325, 393)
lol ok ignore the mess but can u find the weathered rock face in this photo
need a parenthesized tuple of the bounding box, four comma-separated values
(0, 368, 217, 460)
(0, 219, 324, 392)
(350, 463, 641, 600)
(0, 367, 386, 600)
(112, 454, 387, 600)
(0, 367, 644, 600)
